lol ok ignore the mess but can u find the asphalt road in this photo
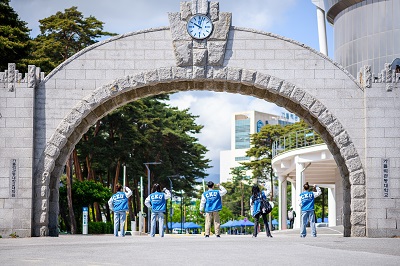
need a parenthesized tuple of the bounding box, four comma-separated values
(1, 226, 399, 266)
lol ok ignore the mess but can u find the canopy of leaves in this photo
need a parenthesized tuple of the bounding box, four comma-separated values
(243, 124, 285, 182)
(76, 95, 211, 199)
(27, 6, 116, 73)
(59, 179, 112, 213)
(0, 0, 31, 70)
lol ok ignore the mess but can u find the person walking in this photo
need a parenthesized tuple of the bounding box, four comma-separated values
(108, 184, 132, 237)
(250, 184, 273, 238)
(288, 207, 296, 229)
(299, 182, 322, 237)
(145, 183, 171, 237)
(200, 181, 227, 238)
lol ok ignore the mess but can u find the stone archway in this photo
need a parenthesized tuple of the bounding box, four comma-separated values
(33, 66, 366, 237)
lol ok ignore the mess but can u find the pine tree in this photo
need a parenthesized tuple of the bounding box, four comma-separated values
(0, 0, 31, 70)
(28, 6, 116, 73)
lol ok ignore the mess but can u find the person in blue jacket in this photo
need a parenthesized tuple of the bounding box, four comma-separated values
(199, 181, 227, 238)
(250, 184, 273, 238)
(108, 184, 132, 237)
(299, 182, 322, 237)
(145, 183, 171, 237)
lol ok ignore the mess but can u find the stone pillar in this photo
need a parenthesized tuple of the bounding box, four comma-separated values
(328, 187, 337, 226)
(278, 175, 287, 230)
(0, 63, 39, 237)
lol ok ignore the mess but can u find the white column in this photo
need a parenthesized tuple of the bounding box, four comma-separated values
(291, 181, 296, 216)
(328, 187, 336, 226)
(294, 159, 304, 229)
(278, 175, 287, 230)
(316, 6, 328, 56)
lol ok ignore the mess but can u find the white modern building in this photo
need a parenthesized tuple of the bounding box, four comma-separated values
(219, 111, 297, 183)
(272, 138, 340, 230)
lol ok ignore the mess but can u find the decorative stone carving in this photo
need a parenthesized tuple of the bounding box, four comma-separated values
(385, 63, 391, 83)
(8, 63, 15, 92)
(168, 1, 231, 69)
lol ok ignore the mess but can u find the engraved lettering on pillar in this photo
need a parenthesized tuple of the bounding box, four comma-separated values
(9, 159, 18, 198)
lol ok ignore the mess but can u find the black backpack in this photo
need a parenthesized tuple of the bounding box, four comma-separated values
(253, 192, 272, 215)
(260, 194, 272, 214)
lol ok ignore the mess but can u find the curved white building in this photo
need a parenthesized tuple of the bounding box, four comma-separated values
(272, 143, 340, 229)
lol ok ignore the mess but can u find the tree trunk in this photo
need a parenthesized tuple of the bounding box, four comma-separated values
(85, 155, 93, 180)
(66, 154, 77, 234)
(94, 202, 102, 222)
(113, 160, 121, 192)
(72, 148, 83, 181)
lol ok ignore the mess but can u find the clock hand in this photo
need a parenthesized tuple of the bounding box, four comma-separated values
(193, 22, 202, 29)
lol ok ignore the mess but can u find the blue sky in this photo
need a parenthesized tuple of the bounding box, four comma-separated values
(10, 0, 334, 182)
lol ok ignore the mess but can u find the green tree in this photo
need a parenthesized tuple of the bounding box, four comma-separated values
(0, 0, 31, 70)
(27, 6, 116, 73)
(230, 166, 251, 216)
(242, 124, 285, 196)
(221, 181, 252, 218)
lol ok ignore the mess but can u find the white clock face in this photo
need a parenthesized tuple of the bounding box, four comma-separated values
(186, 15, 213, 40)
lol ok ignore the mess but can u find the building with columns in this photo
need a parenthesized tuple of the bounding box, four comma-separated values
(219, 110, 296, 184)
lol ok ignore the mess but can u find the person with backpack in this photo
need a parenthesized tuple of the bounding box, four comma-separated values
(108, 184, 133, 237)
(199, 181, 227, 238)
(299, 182, 322, 237)
(288, 207, 296, 229)
(145, 183, 171, 237)
(250, 184, 273, 238)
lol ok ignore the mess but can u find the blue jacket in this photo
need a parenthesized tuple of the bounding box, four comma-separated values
(145, 189, 171, 213)
(250, 190, 270, 217)
(200, 185, 227, 213)
(299, 186, 321, 211)
(108, 187, 132, 212)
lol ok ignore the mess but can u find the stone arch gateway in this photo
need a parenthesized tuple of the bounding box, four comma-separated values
(2, 0, 399, 238)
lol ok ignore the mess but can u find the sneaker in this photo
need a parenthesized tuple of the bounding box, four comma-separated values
(216, 235, 221, 238)
(205, 235, 209, 238)
(267, 235, 273, 238)
(312, 235, 317, 237)
(300, 235, 306, 238)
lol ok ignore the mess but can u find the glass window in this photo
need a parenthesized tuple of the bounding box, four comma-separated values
(235, 118, 250, 149)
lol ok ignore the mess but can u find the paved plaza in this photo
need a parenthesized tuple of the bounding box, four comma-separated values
(1, 226, 399, 265)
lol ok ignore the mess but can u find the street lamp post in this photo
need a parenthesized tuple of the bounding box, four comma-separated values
(166, 174, 179, 234)
(144, 161, 162, 233)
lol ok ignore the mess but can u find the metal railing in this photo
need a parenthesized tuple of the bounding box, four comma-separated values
(272, 128, 324, 157)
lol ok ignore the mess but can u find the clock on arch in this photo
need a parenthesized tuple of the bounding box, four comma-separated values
(186, 14, 213, 40)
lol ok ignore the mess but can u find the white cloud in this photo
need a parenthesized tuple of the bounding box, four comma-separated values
(168, 91, 284, 175)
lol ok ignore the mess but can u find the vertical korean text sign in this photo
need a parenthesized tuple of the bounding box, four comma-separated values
(382, 158, 389, 198)
(82, 207, 88, 234)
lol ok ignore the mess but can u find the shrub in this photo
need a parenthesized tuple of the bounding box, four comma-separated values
(88, 222, 113, 234)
